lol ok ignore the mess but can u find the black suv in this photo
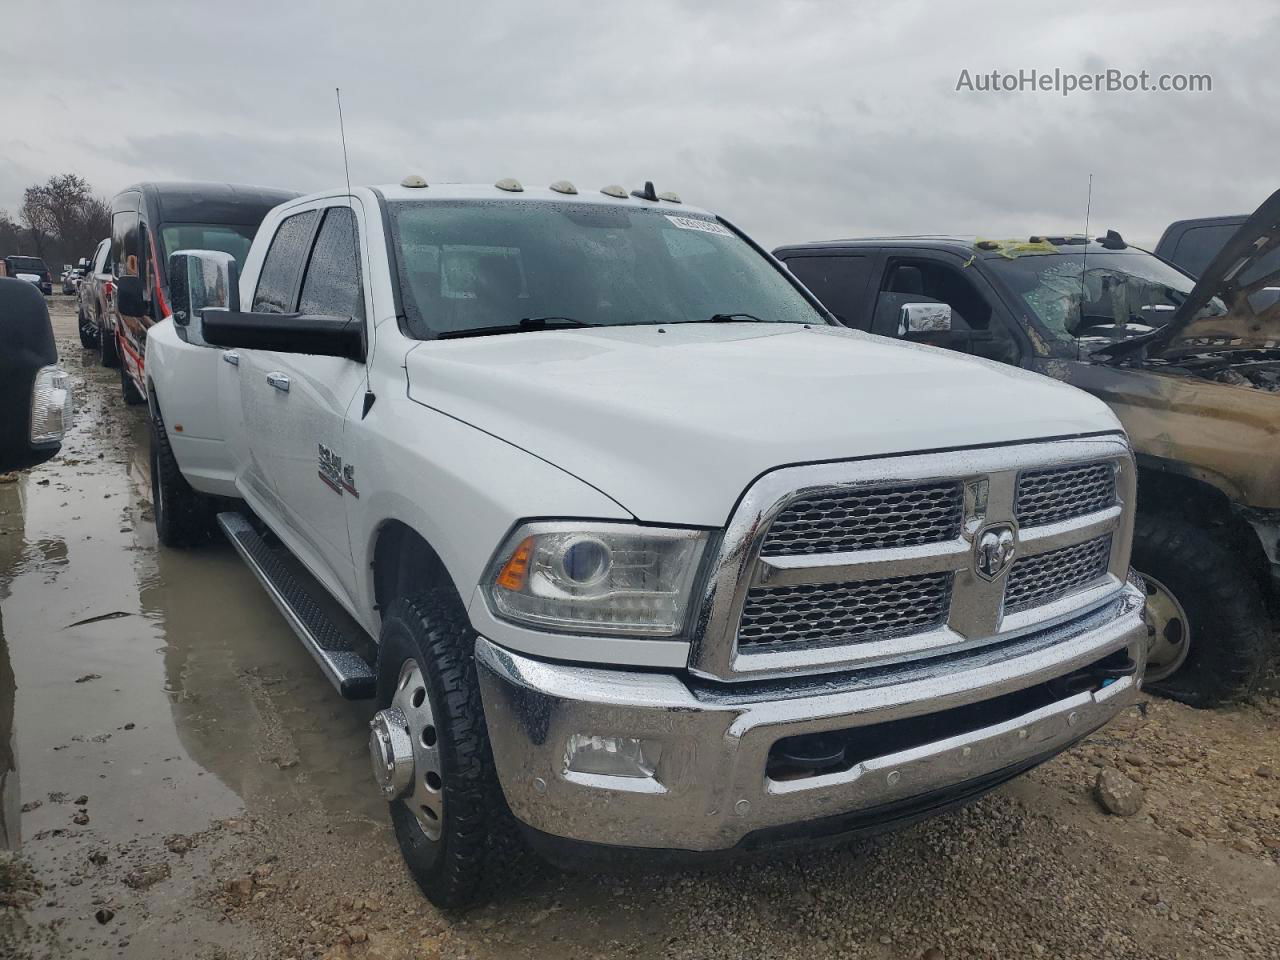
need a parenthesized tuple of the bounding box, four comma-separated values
(1156, 213, 1280, 281)
(3, 255, 53, 295)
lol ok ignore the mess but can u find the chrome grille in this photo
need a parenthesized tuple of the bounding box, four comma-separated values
(1016, 462, 1115, 527)
(761, 481, 962, 555)
(696, 437, 1134, 681)
(737, 573, 952, 648)
(1004, 535, 1112, 613)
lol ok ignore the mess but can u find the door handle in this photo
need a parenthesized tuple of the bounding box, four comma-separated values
(266, 372, 290, 393)
(222, 350, 240, 366)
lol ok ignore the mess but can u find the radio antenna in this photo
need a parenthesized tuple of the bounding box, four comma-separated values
(335, 86, 376, 416)
(1076, 173, 1093, 361)
(336, 86, 354, 198)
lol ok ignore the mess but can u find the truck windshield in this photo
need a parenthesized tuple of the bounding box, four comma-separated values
(986, 251, 1226, 344)
(387, 200, 828, 338)
(7, 257, 46, 272)
(977, 252, 1228, 345)
(159, 223, 258, 271)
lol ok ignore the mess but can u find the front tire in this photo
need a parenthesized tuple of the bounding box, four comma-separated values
(149, 401, 213, 547)
(1133, 513, 1271, 707)
(375, 590, 527, 909)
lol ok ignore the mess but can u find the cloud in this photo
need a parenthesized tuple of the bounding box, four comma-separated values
(2, 0, 1276, 249)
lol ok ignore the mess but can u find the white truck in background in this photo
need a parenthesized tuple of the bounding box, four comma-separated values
(144, 177, 1147, 907)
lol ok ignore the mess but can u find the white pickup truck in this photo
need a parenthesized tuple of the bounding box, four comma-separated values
(145, 178, 1147, 906)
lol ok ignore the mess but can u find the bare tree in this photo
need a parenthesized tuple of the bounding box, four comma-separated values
(18, 174, 112, 267)
(0, 210, 24, 256)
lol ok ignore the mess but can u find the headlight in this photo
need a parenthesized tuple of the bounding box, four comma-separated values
(30, 365, 72, 444)
(485, 522, 709, 637)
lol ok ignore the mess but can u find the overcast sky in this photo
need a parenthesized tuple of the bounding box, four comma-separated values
(2, 0, 1275, 248)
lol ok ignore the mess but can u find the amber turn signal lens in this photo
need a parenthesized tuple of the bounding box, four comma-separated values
(495, 537, 535, 591)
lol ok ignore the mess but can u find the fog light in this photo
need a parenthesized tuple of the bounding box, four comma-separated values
(564, 734, 661, 778)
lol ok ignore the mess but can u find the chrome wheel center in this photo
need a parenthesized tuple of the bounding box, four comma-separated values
(368, 706, 414, 799)
(373, 659, 445, 841)
(1141, 572, 1191, 682)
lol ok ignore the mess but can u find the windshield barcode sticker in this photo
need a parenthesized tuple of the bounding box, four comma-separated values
(665, 215, 732, 236)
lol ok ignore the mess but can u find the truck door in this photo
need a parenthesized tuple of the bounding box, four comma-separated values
(871, 252, 1027, 366)
(241, 204, 368, 605)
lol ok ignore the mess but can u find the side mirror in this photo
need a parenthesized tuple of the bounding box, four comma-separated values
(898, 302, 953, 336)
(0, 278, 71, 472)
(168, 250, 240, 345)
(77, 258, 92, 271)
(203, 311, 365, 361)
(115, 273, 146, 317)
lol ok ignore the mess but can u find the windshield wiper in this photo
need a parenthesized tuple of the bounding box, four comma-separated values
(707, 312, 765, 323)
(436, 317, 591, 340)
(666, 313, 770, 325)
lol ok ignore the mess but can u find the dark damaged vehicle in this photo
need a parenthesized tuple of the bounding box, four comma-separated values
(775, 191, 1280, 705)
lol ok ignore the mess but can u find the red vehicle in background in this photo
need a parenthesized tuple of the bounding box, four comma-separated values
(106, 181, 298, 404)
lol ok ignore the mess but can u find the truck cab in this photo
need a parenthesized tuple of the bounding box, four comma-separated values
(145, 179, 1147, 907)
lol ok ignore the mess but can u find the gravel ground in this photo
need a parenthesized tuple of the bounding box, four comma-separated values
(2, 297, 1279, 959)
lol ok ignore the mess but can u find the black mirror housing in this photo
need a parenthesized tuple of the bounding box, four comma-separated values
(202, 311, 365, 362)
(0, 277, 65, 472)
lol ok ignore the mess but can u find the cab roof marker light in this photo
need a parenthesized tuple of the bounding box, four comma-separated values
(600, 185, 628, 199)
(400, 174, 428, 188)
(549, 180, 578, 195)
(495, 178, 524, 193)
(657, 191, 682, 203)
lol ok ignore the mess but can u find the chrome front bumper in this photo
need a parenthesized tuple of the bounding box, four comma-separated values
(476, 581, 1146, 853)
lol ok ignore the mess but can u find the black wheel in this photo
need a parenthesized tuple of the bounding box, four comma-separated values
(149, 401, 213, 547)
(99, 320, 120, 368)
(77, 306, 98, 349)
(374, 589, 527, 909)
(121, 359, 145, 405)
(1133, 513, 1271, 707)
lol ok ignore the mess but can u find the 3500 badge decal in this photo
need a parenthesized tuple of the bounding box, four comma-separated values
(318, 443, 359, 497)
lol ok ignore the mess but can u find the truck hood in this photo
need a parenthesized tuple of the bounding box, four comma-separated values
(405, 323, 1121, 526)
(1105, 188, 1280, 362)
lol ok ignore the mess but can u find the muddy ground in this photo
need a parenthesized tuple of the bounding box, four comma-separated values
(1, 297, 1278, 960)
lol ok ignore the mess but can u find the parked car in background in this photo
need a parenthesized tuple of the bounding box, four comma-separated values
(61, 265, 86, 294)
(3, 255, 53, 295)
(144, 177, 1147, 906)
(1157, 212, 1280, 279)
(106, 181, 298, 404)
(77, 238, 113, 350)
(775, 189, 1280, 706)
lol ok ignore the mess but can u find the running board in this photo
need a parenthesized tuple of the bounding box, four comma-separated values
(217, 512, 376, 699)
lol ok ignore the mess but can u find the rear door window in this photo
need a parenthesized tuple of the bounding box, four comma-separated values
(784, 255, 872, 328)
(297, 207, 365, 320)
(252, 210, 320, 314)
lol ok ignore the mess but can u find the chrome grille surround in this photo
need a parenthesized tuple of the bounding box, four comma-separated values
(1015, 462, 1116, 527)
(689, 436, 1135, 681)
